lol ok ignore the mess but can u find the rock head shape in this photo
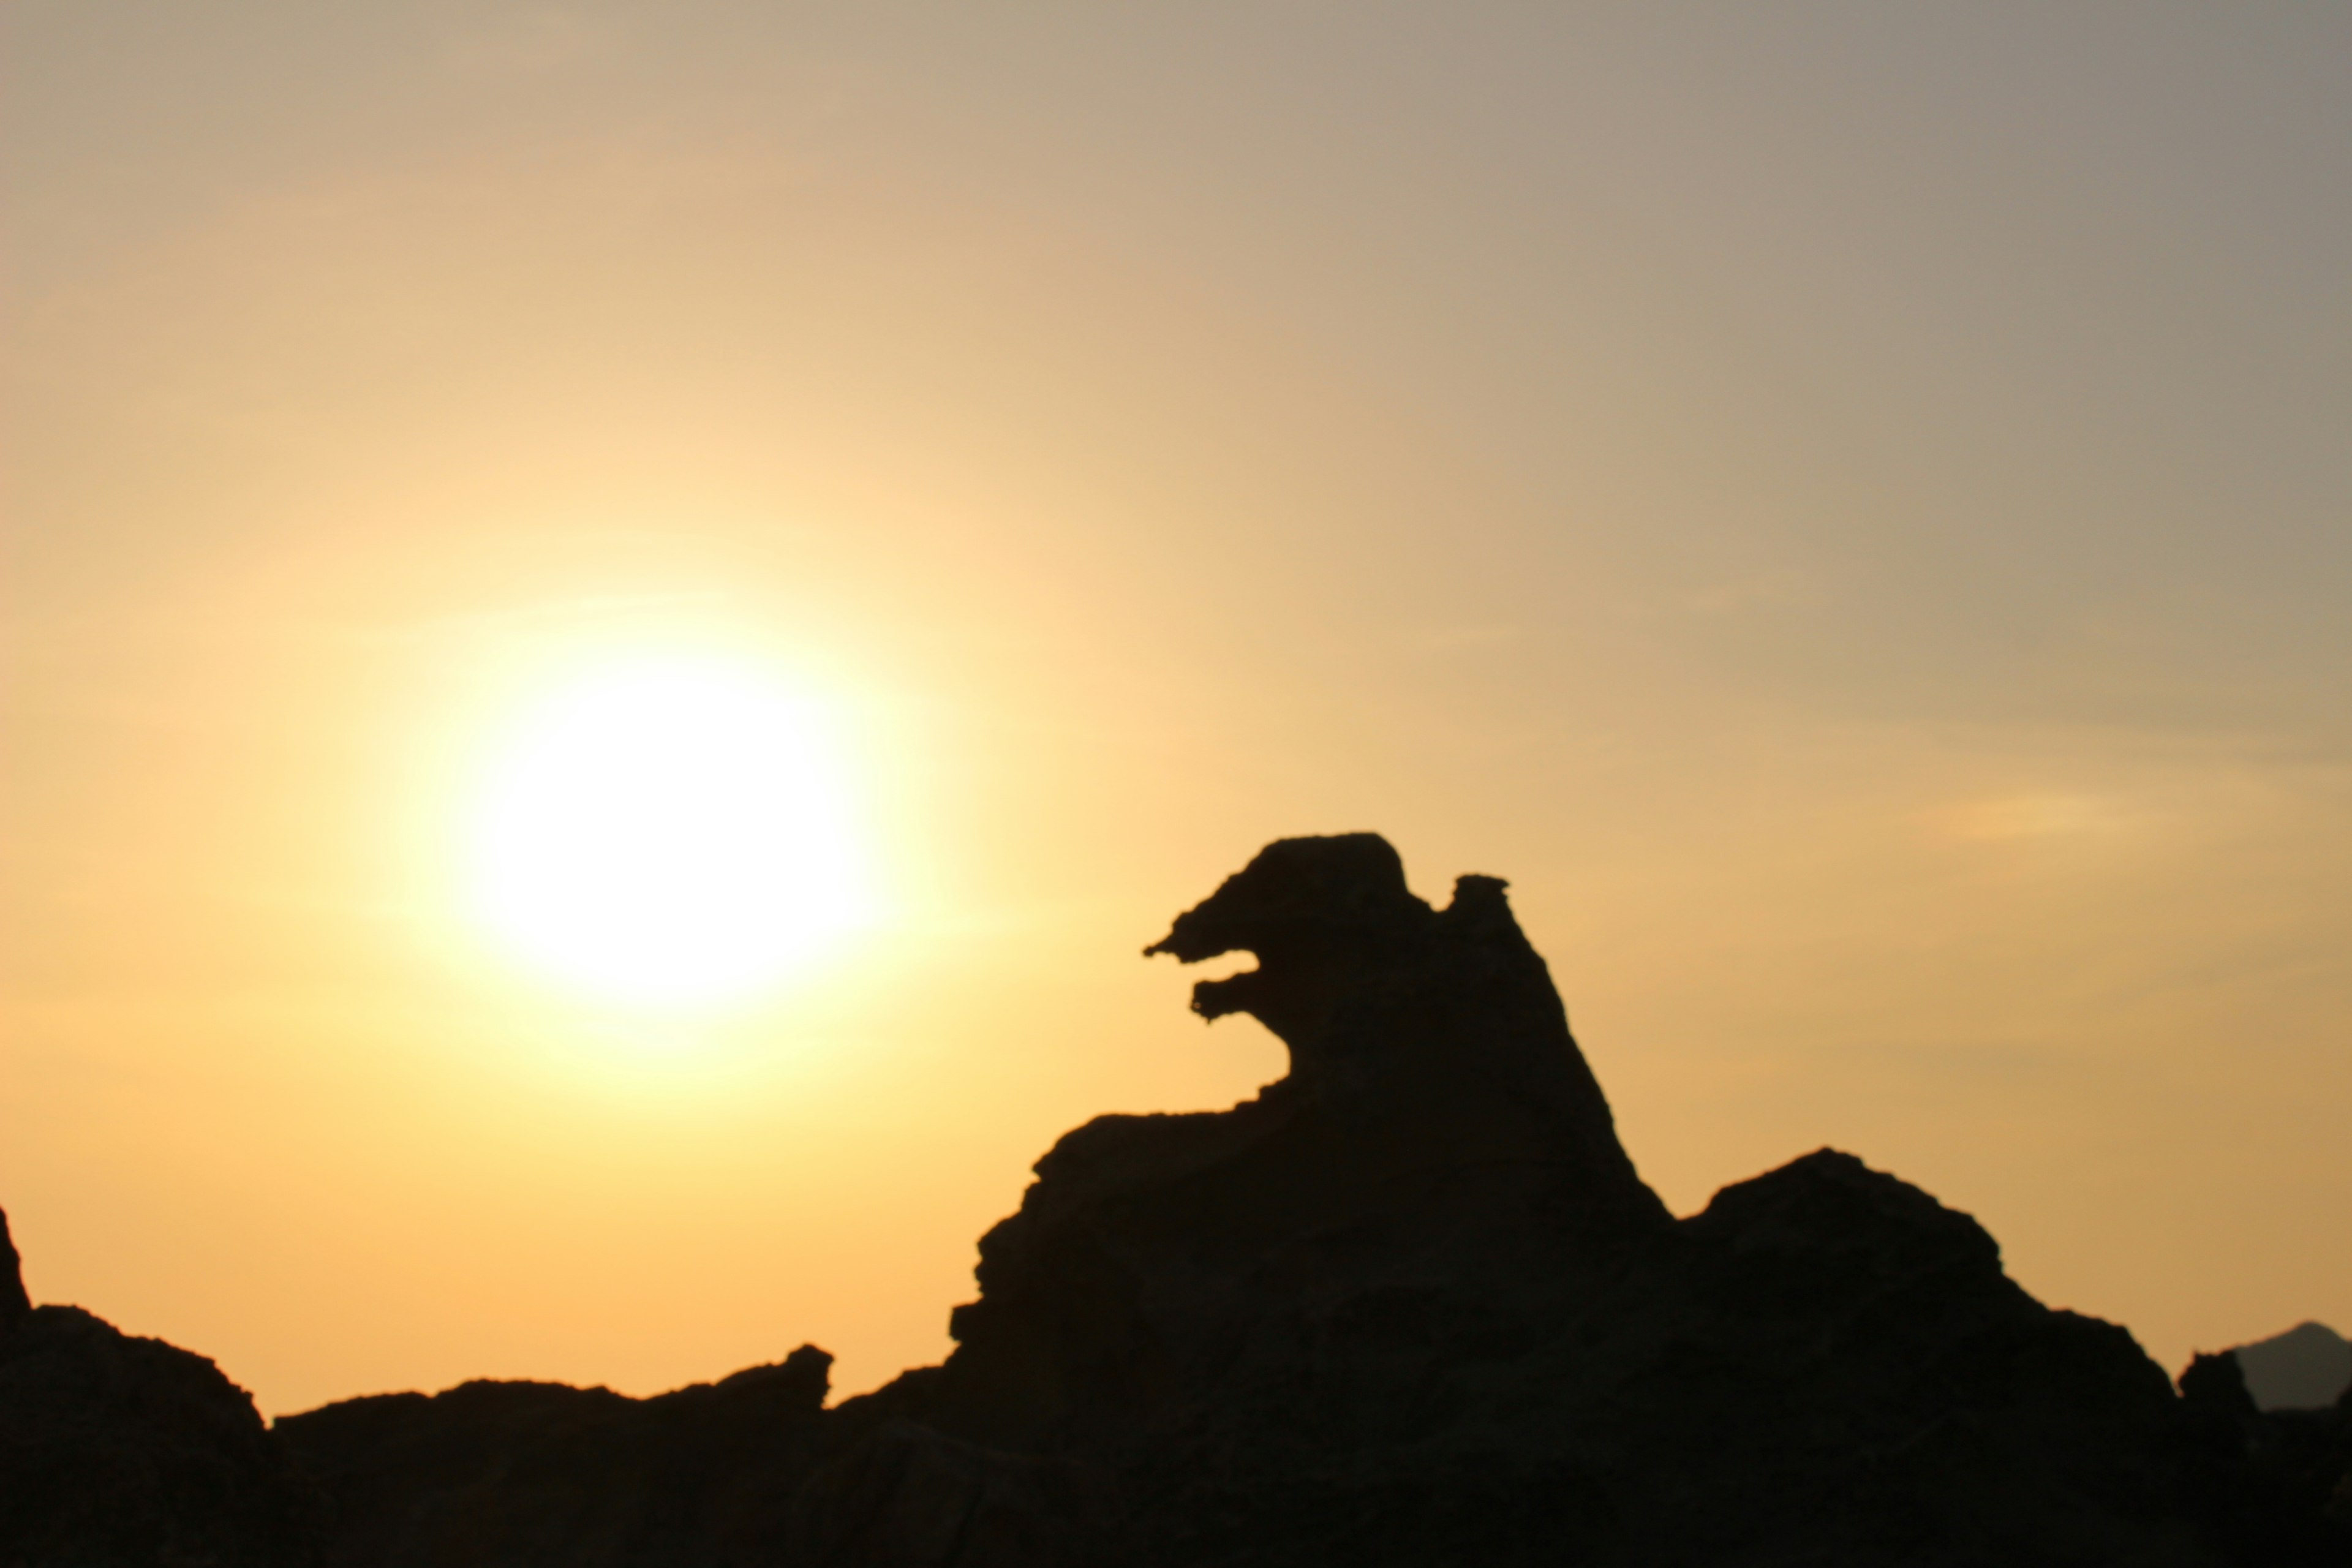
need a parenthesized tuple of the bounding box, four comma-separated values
(1142, 832, 1664, 1221)
(929, 835, 1667, 1447)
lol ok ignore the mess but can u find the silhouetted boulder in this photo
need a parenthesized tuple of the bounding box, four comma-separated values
(0, 1205, 322, 1567)
(922, 838, 1667, 1455)
(1144, 835, 1664, 1227)
(2183, 1350, 2263, 1422)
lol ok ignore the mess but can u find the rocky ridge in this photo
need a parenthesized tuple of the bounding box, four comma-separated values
(5, 835, 2348, 1565)
(0, 1208, 321, 1566)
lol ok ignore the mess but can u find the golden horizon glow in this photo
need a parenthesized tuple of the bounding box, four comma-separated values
(467, 656, 873, 1009)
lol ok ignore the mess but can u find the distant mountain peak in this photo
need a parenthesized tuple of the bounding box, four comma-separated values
(2228, 1321, 2352, 1412)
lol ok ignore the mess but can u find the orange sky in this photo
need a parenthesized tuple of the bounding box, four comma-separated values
(4, 4, 2348, 1415)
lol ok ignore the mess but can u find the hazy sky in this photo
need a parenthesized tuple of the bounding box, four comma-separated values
(4, 2, 2347, 1415)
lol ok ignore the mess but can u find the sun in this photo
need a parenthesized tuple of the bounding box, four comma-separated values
(467, 656, 873, 1006)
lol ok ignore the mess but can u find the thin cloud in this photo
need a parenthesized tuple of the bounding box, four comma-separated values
(1940, 793, 2145, 842)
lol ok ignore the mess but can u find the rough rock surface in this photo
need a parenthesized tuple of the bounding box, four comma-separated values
(0, 1207, 322, 1567)
(15, 836, 2352, 1564)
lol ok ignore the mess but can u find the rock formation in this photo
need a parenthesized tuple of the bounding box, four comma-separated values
(274, 1349, 835, 1566)
(0, 1206, 323, 1566)
(1, 1207, 29, 1328)
(809, 835, 2342, 1565)
(920, 834, 1668, 1456)
(2176, 1347, 2352, 1554)
(9, 835, 2350, 1564)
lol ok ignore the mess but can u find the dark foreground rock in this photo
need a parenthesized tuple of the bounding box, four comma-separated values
(0, 1209, 322, 1567)
(816, 835, 2345, 1566)
(10, 836, 2350, 1564)
(2179, 1348, 2352, 1552)
(273, 1348, 834, 1567)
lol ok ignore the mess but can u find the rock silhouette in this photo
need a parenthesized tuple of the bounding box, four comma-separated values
(0, 1206, 323, 1566)
(7, 835, 2349, 1564)
(1, 1208, 29, 1328)
(2174, 1348, 2352, 1555)
(273, 1349, 835, 1567)
(923, 834, 1668, 1455)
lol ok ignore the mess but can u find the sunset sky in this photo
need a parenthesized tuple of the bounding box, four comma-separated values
(4, 4, 2346, 1417)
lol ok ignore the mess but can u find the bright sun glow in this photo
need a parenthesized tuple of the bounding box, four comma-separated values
(469, 657, 872, 1006)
